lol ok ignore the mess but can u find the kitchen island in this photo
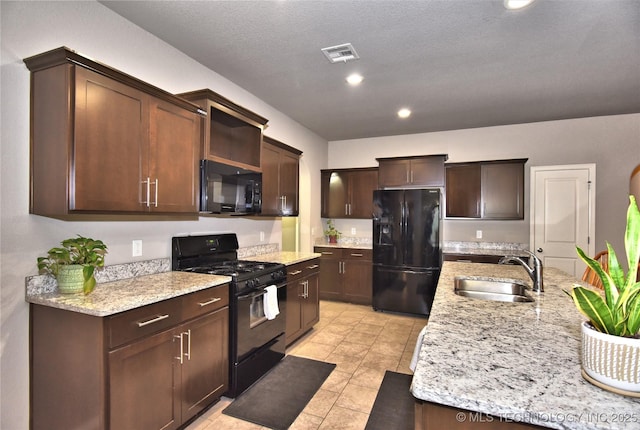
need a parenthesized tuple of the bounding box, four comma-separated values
(411, 262, 640, 430)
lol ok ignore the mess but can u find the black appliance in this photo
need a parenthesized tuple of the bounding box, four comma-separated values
(172, 233, 287, 397)
(372, 189, 442, 316)
(200, 160, 262, 215)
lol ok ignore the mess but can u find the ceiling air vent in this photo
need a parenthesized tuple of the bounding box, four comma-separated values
(321, 43, 360, 63)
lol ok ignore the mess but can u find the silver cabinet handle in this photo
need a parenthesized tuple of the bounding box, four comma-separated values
(137, 314, 169, 327)
(283, 195, 287, 211)
(410, 170, 414, 183)
(175, 333, 184, 364)
(406, 170, 410, 183)
(345, 203, 349, 215)
(289, 270, 303, 276)
(306, 264, 319, 270)
(152, 178, 158, 207)
(321, 252, 333, 255)
(198, 297, 222, 307)
(142, 177, 151, 207)
(184, 329, 191, 361)
(350, 253, 363, 257)
(342, 261, 346, 274)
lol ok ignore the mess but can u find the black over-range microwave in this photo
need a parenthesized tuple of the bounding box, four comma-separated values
(200, 160, 262, 215)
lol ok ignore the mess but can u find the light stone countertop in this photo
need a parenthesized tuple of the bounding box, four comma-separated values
(410, 261, 640, 430)
(244, 251, 321, 265)
(25, 271, 230, 317)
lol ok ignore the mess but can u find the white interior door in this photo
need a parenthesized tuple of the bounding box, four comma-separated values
(530, 164, 595, 277)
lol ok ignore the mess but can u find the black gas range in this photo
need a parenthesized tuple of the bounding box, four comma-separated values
(172, 233, 287, 397)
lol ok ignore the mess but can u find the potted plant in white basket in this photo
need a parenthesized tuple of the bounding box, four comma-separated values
(567, 195, 640, 394)
(37, 235, 108, 295)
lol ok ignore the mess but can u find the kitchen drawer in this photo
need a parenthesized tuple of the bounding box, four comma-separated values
(315, 247, 341, 258)
(287, 261, 308, 282)
(344, 249, 372, 260)
(302, 259, 320, 275)
(182, 284, 229, 321)
(108, 297, 182, 349)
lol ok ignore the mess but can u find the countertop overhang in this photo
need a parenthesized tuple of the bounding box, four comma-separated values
(410, 262, 640, 429)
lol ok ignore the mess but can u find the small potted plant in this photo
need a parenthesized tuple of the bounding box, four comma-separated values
(324, 219, 342, 244)
(37, 235, 108, 295)
(567, 195, 640, 394)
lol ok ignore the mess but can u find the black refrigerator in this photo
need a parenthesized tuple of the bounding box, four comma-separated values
(372, 188, 442, 316)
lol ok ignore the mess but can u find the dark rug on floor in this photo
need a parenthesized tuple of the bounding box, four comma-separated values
(365, 371, 414, 430)
(222, 355, 336, 430)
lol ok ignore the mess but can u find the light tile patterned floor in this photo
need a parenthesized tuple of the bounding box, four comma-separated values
(186, 300, 426, 430)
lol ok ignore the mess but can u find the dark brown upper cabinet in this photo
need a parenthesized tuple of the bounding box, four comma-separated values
(445, 159, 527, 220)
(24, 47, 203, 217)
(177, 89, 268, 172)
(261, 136, 302, 216)
(377, 155, 448, 188)
(321, 168, 378, 219)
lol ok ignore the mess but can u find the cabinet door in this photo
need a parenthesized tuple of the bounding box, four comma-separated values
(109, 328, 180, 430)
(181, 308, 229, 423)
(378, 160, 411, 187)
(323, 171, 349, 217)
(410, 157, 446, 186)
(302, 271, 320, 329)
(349, 170, 378, 218)
(74, 67, 147, 212)
(445, 164, 481, 218)
(481, 162, 524, 219)
(316, 248, 342, 300)
(342, 251, 372, 305)
(149, 100, 200, 213)
(280, 150, 300, 216)
(261, 141, 282, 215)
(285, 281, 303, 345)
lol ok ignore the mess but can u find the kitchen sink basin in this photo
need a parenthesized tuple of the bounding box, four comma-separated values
(454, 276, 534, 303)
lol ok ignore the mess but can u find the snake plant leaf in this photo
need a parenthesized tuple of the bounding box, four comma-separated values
(624, 195, 640, 288)
(626, 289, 640, 335)
(570, 286, 616, 334)
(576, 246, 618, 306)
(606, 243, 625, 292)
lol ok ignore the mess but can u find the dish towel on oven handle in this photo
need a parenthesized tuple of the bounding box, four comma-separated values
(263, 285, 280, 320)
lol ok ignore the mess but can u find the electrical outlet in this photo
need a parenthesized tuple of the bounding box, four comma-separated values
(351, 227, 356, 235)
(476, 230, 483, 239)
(132, 240, 142, 257)
(260, 231, 265, 242)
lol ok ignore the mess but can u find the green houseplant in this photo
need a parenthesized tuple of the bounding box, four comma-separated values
(37, 235, 108, 294)
(567, 195, 640, 393)
(324, 219, 342, 244)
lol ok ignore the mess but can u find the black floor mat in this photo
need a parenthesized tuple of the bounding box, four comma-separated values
(365, 370, 414, 430)
(223, 355, 336, 430)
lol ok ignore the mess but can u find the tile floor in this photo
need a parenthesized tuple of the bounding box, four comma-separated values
(187, 300, 427, 430)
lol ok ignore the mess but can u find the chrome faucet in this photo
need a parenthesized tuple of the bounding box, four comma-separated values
(499, 250, 544, 293)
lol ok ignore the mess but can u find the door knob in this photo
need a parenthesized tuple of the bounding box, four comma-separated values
(536, 248, 543, 253)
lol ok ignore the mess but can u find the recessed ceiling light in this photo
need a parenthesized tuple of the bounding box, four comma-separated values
(504, 0, 535, 10)
(397, 108, 411, 119)
(346, 73, 363, 86)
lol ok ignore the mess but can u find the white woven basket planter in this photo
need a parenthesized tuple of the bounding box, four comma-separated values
(581, 321, 640, 394)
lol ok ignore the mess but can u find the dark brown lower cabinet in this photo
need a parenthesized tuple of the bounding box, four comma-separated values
(285, 259, 320, 345)
(415, 401, 544, 429)
(30, 284, 229, 430)
(315, 247, 372, 305)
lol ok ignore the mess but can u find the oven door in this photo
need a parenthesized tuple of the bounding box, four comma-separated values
(235, 282, 286, 363)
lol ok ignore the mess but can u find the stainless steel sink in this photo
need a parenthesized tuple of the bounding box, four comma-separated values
(454, 276, 534, 303)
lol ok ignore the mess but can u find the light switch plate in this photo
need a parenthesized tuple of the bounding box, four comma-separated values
(476, 230, 483, 239)
(132, 240, 142, 257)
(351, 227, 356, 235)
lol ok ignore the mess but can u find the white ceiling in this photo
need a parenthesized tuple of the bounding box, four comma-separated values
(100, 0, 640, 141)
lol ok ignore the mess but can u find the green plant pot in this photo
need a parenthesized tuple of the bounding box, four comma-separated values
(56, 265, 85, 294)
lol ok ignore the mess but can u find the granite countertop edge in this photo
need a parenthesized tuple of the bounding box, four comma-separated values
(410, 261, 640, 430)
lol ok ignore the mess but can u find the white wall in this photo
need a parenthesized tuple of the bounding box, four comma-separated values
(328, 114, 640, 252)
(0, 2, 327, 428)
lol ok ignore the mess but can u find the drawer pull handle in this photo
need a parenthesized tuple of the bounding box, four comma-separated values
(321, 252, 333, 255)
(198, 297, 222, 307)
(306, 264, 319, 269)
(137, 314, 169, 327)
(351, 253, 363, 257)
(289, 270, 303, 276)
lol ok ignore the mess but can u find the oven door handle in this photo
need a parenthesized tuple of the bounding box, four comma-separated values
(237, 283, 286, 300)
